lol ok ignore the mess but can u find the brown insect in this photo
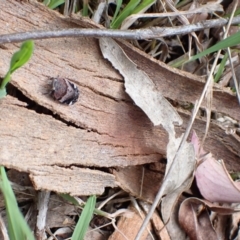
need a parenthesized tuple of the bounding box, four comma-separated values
(51, 78, 79, 105)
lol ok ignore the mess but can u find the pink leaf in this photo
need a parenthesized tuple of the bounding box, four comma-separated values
(192, 131, 240, 203)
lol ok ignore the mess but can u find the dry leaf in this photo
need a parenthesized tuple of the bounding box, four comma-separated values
(179, 198, 218, 239)
(230, 206, 240, 239)
(193, 131, 240, 203)
(84, 227, 106, 240)
(99, 38, 196, 235)
(161, 136, 195, 226)
(161, 198, 187, 240)
(99, 37, 196, 186)
(46, 194, 76, 228)
(99, 37, 182, 136)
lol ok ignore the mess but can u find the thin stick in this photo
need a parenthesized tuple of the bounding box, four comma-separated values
(35, 191, 51, 239)
(1, 16, 240, 44)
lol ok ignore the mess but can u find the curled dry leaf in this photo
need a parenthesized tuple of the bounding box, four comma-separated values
(192, 131, 240, 203)
(99, 38, 196, 237)
(179, 197, 218, 240)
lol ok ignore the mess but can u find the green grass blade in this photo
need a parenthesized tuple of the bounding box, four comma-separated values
(0, 40, 34, 97)
(60, 193, 81, 206)
(171, 31, 240, 68)
(82, 0, 88, 16)
(0, 167, 35, 240)
(110, 0, 141, 29)
(119, 0, 155, 29)
(168, 54, 190, 68)
(132, 0, 155, 14)
(60, 194, 109, 218)
(10, 40, 34, 74)
(111, 0, 123, 24)
(71, 195, 96, 240)
(214, 52, 228, 82)
(225, 7, 240, 18)
(48, 0, 65, 9)
(0, 88, 7, 99)
(0, 71, 10, 91)
(189, 31, 240, 62)
(43, 0, 50, 5)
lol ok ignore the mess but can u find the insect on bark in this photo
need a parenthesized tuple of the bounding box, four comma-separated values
(51, 78, 79, 105)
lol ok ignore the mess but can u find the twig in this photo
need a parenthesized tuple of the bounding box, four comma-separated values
(35, 191, 51, 240)
(1, 16, 240, 44)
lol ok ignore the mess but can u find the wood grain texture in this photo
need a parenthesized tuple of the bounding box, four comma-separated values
(113, 164, 165, 203)
(0, 0, 164, 167)
(0, 0, 240, 196)
(0, 96, 117, 195)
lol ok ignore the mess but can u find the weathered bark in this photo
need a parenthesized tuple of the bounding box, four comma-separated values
(0, 0, 239, 195)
